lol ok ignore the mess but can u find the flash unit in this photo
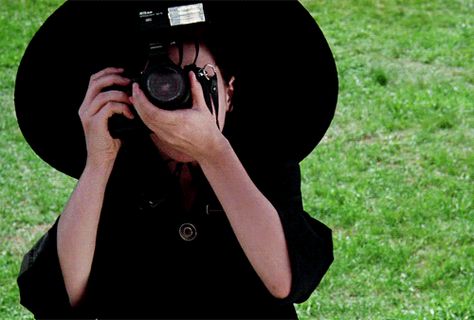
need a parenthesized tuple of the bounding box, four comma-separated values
(168, 3, 206, 27)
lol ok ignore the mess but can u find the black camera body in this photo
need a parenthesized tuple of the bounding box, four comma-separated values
(108, 3, 218, 139)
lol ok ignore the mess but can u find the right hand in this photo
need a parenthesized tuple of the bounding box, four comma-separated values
(78, 67, 134, 168)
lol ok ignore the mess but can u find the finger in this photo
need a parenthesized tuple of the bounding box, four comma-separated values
(131, 83, 178, 125)
(90, 67, 124, 81)
(97, 102, 135, 122)
(189, 71, 207, 111)
(85, 74, 131, 105)
(84, 91, 131, 117)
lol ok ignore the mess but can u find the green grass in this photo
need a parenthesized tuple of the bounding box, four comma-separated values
(1, 0, 473, 319)
(1, 1, 77, 318)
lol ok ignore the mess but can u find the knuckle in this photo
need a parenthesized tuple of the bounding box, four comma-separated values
(100, 101, 112, 112)
(112, 103, 123, 111)
(103, 75, 119, 88)
(119, 91, 130, 100)
(89, 77, 99, 88)
(109, 102, 123, 112)
(91, 68, 110, 81)
(103, 101, 113, 110)
(95, 75, 114, 89)
(92, 92, 104, 105)
(91, 70, 103, 80)
(96, 77, 108, 88)
(99, 92, 111, 103)
(100, 92, 111, 104)
(109, 90, 129, 101)
(78, 106, 88, 119)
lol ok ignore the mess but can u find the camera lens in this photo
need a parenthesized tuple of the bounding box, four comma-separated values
(145, 66, 186, 105)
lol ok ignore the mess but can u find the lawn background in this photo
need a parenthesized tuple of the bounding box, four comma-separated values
(1, 0, 472, 319)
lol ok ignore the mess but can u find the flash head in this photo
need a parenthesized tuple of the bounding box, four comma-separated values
(138, 3, 207, 43)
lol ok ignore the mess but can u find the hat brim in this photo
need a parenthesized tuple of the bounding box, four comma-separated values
(15, 1, 338, 178)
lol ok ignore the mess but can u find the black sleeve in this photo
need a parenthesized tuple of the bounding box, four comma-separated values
(17, 216, 74, 319)
(251, 160, 334, 304)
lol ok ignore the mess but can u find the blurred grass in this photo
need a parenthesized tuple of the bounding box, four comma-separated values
(1, 0, 473, 319)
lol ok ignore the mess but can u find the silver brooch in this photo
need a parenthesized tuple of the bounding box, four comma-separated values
(179, 223, 197, 241)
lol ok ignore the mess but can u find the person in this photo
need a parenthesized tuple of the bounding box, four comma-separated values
(15, 1, 338, 319)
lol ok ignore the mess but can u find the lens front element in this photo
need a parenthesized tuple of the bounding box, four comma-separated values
(145, 66, 188, 107)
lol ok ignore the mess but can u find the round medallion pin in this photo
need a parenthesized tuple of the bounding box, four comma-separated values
(179, 223, 197, 241)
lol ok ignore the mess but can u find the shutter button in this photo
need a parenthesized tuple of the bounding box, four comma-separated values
(179, 223, 197, 241)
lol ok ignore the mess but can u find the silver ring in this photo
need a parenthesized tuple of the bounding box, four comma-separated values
(202, 64, 217, 80)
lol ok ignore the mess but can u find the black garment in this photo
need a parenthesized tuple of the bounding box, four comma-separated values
(17, 140, 334, 319)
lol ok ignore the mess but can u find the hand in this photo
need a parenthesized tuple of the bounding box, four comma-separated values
(130, 71, 226, 163)
(78, 67, 134, 168)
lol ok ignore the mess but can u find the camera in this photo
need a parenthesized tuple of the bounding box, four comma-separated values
(108, 3, 219, 139)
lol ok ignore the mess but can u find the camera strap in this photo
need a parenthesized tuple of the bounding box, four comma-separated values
(186, 41, 220, 129)
(196, 70, 220, 130)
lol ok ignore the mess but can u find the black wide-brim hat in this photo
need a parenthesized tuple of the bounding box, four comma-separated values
(15, 0, 338, 179)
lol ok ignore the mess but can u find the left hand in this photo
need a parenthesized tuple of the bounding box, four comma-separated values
(130, 71, 225, 163)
